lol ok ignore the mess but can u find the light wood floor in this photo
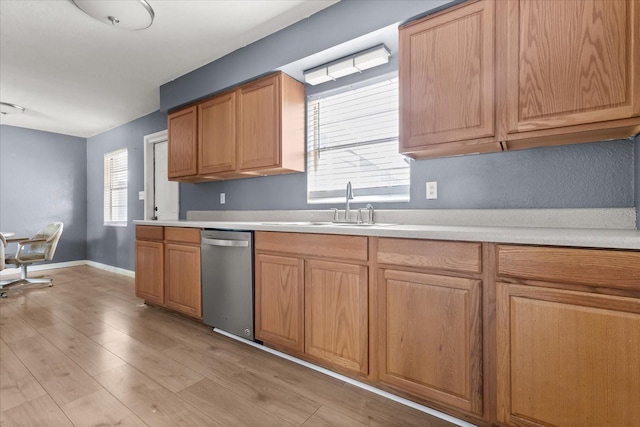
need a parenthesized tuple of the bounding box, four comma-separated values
(0, 266, 456, 427)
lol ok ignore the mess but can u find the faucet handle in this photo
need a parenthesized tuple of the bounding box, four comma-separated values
(331, 208, 339, 221)
(366, 203, 375, 224)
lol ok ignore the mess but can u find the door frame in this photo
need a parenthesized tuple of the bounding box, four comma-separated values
(143, 130, 179, 221)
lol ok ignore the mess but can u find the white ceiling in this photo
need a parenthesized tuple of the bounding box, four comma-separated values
(0, 0, 338, 138)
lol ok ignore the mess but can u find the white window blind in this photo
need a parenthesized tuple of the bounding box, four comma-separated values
(104, 148, 128, 226)
(307, 76, 410, 204)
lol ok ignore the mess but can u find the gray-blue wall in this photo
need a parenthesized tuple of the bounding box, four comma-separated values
(86, 111, 166, 271)
(179, 139, 634, 215)
(160, 0, 454, 111)
(0, 125, 87, 263)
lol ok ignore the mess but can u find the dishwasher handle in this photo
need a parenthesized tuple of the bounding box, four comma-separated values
(202, 237, 249, 248)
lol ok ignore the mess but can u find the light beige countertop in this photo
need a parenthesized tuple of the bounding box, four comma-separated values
(134, 216, 640, 250)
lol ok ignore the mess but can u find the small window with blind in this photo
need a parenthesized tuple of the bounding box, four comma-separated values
(104, 148, 128, 226)
(307, 76, 410, 204)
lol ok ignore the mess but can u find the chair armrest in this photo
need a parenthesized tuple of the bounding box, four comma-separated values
(14, 238, 48, 262)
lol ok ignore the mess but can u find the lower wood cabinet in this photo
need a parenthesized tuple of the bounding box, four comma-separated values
(496, 244, 640, 427)
(378, 269, 483, 414)
(255, 253, 304, 352)
(165, 242, 201, 318)
(135, 240, 164, 305)
(135, 225, 202, 319)
(255, 232, 369, 376)
(376, 237, 484, 417)
(305, 260, 368, 375)
(496, 283, 640, 427)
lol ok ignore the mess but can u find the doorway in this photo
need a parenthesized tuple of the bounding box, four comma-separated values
(143, 130, 179, 221)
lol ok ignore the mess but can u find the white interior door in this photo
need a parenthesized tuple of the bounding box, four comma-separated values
(153, 141, 179, 220)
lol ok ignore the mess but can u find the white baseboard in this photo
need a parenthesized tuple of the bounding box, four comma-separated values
(84, 261, 135, 277)
(0, 260, 134, 278)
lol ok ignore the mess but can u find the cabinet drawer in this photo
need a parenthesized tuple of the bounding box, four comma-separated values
(255, 232, 368, 262)
(497, 245, 640, 291)
(165, 227, 200, 244)
(136, 225, 164, 241)
(377, 238, 481, 274)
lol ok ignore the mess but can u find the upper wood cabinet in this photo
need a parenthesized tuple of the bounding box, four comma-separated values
(168, 106, 198, 179)
(167, 72, 305, 182)
(237, 72, 305, 174)
(400, 0, 640, 158)
(500, 0, 640, 150)
(399, 0, 500, 158)
(198, 91, 237, 175)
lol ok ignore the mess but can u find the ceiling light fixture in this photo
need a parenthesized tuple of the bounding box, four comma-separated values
(304, 45, 391, 86)
(71, 0, 155, 31)
(0, 102, 26, 115)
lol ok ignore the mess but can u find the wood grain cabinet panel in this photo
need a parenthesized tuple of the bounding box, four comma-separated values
(238, 74, 279, 171)
(168, 72, 304, 181)
(168, 106, 198, 178)
(399, 0, 500, 158)
(504, 0, 640, 133)
(305, 260, 368, 375)
(499, 0, 640, 149)
(255, 254, 305, 352)
(378, 269, 483, 414)
(164, 243, 201, 319)
(237, 72, 305, 174)
(497, 244, 640, 291)
(135, 240, 164, 305)
(198, 91, 237, 175)
(496, 283, 640, 427)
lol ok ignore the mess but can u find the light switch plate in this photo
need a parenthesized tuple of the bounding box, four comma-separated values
(220, 193, 226, 204)
(426, 181, 437, 200)
(138, 191, 145, 201)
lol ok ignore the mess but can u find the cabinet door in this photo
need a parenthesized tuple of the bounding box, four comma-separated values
(237, 74, 280, 171)
(135, 240, 164, 305)
(504, 0, 640, 133)
(165, 243, 201, 318)
(378, 269, 482, 414)
(255, 254, 304, 352)
(400, 0, 495, 153)
(305, 260, 368, 375)
(496, 283, 640, 427)
(198, 91, 237, 175)
(168, 106, 198, 178)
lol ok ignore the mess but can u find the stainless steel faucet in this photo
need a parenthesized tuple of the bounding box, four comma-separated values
(345, 181, 354, 221)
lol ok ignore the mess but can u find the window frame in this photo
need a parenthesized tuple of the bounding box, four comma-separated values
(103, 148, 128, 227)
(306, 73, 410, 205)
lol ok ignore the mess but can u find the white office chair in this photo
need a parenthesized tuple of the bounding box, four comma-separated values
(1, 222, 63, 298)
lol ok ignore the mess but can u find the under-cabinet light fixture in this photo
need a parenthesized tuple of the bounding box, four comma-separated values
(304, 45, 391, 86)
(70, 0, 155, 31)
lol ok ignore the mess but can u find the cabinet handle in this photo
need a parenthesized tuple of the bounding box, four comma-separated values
(202, 237, 249, 248)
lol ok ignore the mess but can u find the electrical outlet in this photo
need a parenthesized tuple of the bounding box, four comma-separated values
(426, 181, 437, 200)
(220, 193, 226, 204)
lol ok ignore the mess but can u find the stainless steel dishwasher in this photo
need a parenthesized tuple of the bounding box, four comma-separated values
(201, 229, 254, 341)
